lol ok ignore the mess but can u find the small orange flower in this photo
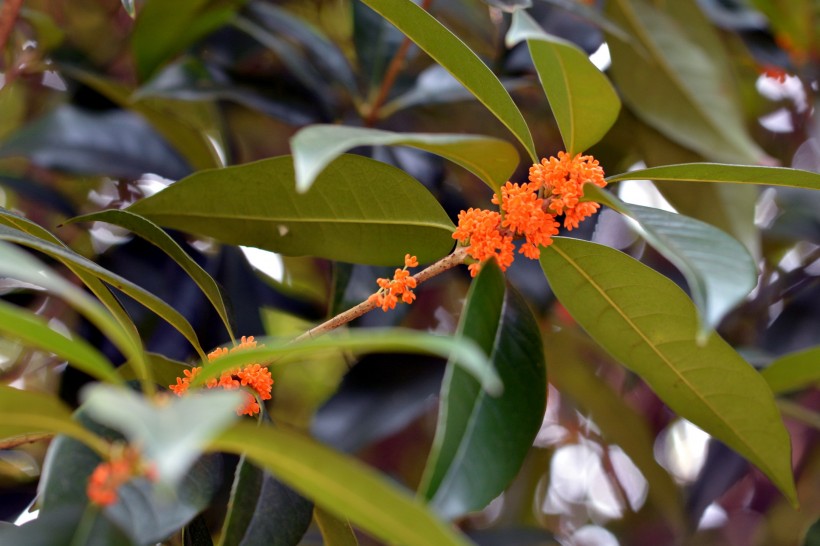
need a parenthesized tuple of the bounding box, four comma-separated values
(370, 255, 420, 310)
(169, 336, 273, 417)
(452, 208, 515, 276)
(528, 151, 606, 230)
(87, 447, 154, 507)
(493, 182, 560, 259)
(759, 64, 789, 83)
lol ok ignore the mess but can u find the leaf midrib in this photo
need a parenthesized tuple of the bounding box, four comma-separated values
(138, 211, 455, 230)
(550, 243, 773, 476)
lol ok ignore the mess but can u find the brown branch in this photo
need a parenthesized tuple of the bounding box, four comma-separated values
(291, 246, 468, 343)
(0, 432, 54, 450)
(364, 0, 434, 126)
(0, 0, 23, 57)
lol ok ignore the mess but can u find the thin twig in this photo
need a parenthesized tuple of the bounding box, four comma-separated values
(0, 432, 54, 450)
(364, 0, 434, 126)
(291, 246, 468, 343)
(0, 0, 23, 57)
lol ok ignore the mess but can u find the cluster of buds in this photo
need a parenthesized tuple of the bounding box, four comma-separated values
(87, 445, 156, 507)
(170, 336, 273, 416)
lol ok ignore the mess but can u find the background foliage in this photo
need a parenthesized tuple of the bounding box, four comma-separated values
(0, 0, 819, 545)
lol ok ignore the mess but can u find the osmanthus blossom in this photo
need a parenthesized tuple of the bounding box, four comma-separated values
(87, 446, 156, 507)
(372, 152, 607, 305)
(455, 151, 606, 278)
(169, 336, 273, 417)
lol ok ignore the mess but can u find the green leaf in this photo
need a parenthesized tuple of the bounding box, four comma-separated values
(761, 347, 820, 395)
(0, 385, 107, 454)
(585, 186, 757, 331)
(81, 385, 242, 485)
(419, 261, 547, 519)
(291, 125, 519, 192)
(132, 0, 242, 80)
(360, 0, 537, 161)
(209, 422, 472, 546)
(0, 505, 135, 546)
(540, 237, 796, 505)
(606, 163, 820, 190)
(0, 223, 205, 359)
(314, 507, 360, 546)
(506, 10, 620, 155)
(546, 330, 684, 529)
(217, 456, 313, 546)
(0, 240, 146, 384)
(0, 208, 143, 349)
(67, 209, 235, 341)
(0, 300, 122, 385)
(128, 154, 455, 266)
(606, 0, 766, 163)
(39, 431, 221, 545)
(188, 329, 501, 396)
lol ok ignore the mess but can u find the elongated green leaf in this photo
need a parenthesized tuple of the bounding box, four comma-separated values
(506, 10, 620, 155)
(540, 238, 796, 504)
(0, 240, 146, 384)
(0, 300, 122, 385)
(419, 261, 546, 519)
(132, 0, 241, 80)
(68, 209, 235, 341)
(546, 330, 684, 529)
(315, 507, 359, 546)
(82, 385, 241, 485)
(291, 125, 519, 192)
(128, 154, 455, 266)
(606, 0, 765, 163)
(586, 186, 757, 331)
(210, 422, 472, 546)
(0, 385, 107, 454)
(761, 347, 820, 395)
(218, 456, 313, 546)
(0, 223, 205, 359)
(188, 330, 501, 395)
(360, 0, 536, 161)
(0, 207, 143, 350)
(606, 163, 820, 190)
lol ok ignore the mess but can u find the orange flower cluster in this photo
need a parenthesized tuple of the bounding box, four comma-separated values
(87, 446, 156, 506)
(454, 152, 605, 276)
(369, 254, 419, 311)
(169, 336, 273, 416)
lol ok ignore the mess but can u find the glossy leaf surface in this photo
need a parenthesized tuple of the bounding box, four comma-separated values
(586, 186, 757, 331)
(506, 10, 620, 155)
(210, 422, 472, 546)
(291, 125, 519, 192)
(420, 261, 547, 519)
(606, 0, 765, 163)
(128, 155, 455, 266)
(606, 163, 820, 190)
(540, 237, 796, 504)
(361, 0, 537, 161)
(218, 456, 313, 546)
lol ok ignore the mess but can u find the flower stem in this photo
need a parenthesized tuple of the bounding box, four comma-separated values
(291, 246, 468, 343)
